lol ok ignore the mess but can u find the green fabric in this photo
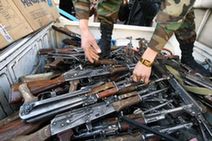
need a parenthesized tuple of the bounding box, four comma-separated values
(97, 0, 122, 24)
(166, 65, 212, 95)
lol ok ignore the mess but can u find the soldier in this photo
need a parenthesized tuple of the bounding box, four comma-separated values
(175, 10, 211, 77)
(122, 0, 211, 77)
(72, 0, 122, 62)
(123, 0, 161, 26)
(133, 0, 211, 83)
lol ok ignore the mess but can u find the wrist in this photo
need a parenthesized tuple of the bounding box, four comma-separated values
(142, 47, 158, 61)
(139, 47, 158, 67)
(139, 58, 153, 67)
(79, 19, 89, 33)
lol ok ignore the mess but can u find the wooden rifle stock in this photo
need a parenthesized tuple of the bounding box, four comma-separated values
(11, 125, 74, 141)
(0, 117, 42, 141)
(101, 132, 147, 141)
(0, 112, 19, 127)
(10, 125, 51, 141)
(102, 134, 160, 141)
(113, 95, 141, 111)
(9, 75, 65, 104)
(47, 58, 64, 68)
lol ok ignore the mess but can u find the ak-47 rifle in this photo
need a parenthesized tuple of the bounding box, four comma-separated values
(10, 64, 135, 104)
(143, 123, 193, 140)
(183, 71, 212, 90)
(52, 25, 81, 40)
(73, 114, 145, 139)
(19, 78, 144, 122)
(40, 49, 84, 62)
(120, 116, 178, 141)
(19, 77, 168, 122)
(38, 47, 83, 55)
(143, 104, 193, 123)
(52, 25, 81, 47)
(50, 87, 168, 135)
(98, 132, 159, 141)
(44, 58, 119, 70)
(39, 47, 120, 66)
(154, 60, 212, 138)
(91, 122, 192, 141)
(161, 59, 212, 92)
(74, 112, 193, 140)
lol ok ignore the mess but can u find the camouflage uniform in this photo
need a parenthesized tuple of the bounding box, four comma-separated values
(175, 10, 196, 45)
(148, 0, 196, 52)
(73, 0, 196, 51)
(72, 0, 122, 25)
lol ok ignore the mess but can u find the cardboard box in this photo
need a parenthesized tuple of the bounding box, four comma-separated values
(12, 0, 59, 31)
(0, 0, 59, 49)
(44, 0, 60, 21)
(0, 0, 33, 49)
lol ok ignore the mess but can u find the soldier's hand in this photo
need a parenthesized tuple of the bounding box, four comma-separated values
(81, 31, 101, 63)
(132, 61, 151, 84)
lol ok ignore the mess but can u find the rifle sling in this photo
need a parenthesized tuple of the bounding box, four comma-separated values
(166, 65, 212, 95)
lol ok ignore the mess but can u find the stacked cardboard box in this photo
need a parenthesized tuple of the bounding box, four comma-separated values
(0, 0, 59, 49)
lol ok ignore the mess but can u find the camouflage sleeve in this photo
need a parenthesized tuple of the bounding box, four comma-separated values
(97, 0, 122, 24)
(72, 0, 90, 19)
(148, 0, 196, 52)
(175, 10, 196, 44)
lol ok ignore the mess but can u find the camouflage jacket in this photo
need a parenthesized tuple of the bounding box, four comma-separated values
(73, 0, 196, 51)
(73, 0, 122, 24)
(149, 0, 196, 52)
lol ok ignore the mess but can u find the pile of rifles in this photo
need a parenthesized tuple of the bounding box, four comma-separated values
(0, 26, 212, 141)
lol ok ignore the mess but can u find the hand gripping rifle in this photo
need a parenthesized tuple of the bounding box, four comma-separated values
(10, 64, 135, 104)
(50, 87, 168, 135)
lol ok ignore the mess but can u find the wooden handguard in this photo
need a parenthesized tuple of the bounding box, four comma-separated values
(110, 66, 129, 74)
(87, 82, 115, 96)
(0, 118, 42, 141)
(97, 87, 118, 99)
(112, 95, 141, 112)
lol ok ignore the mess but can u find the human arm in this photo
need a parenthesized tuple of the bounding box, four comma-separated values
(132, 0, 196, 83)
(72, 0, 101, 63)
(79, 20, 101, 63)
